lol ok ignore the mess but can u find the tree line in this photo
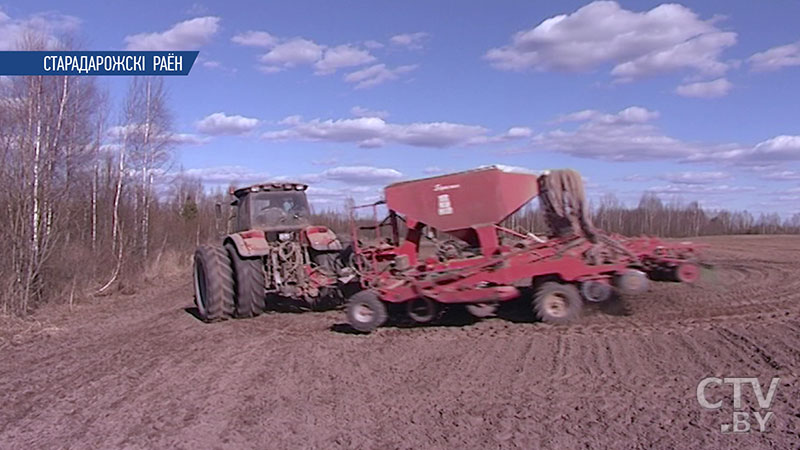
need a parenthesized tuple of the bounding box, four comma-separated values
(0, 38, 223, 316)
(502, 193, 800, 239)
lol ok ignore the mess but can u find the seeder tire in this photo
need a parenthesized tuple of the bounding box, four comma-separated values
(674, 262, 700, 283)
(225, 243, 267, 318)
(406, 297, 437, 323)
(346, 291, 387, 333)
(580, 280, 613, 303)
(193, 245, 235, 321)
(533, 282, 583, 325)
(616, 269, 649, 295)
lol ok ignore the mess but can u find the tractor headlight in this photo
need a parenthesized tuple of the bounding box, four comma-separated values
(278, 232, 293, 242)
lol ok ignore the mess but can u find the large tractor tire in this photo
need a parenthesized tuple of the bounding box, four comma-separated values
(193, 245, 235, 321)
(346, 290, 387, 333)
(225, 243, 267, 318)
(533, 281, 583, 325)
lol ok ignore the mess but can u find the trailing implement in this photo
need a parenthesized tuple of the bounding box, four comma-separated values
(345, 166, 704, 332)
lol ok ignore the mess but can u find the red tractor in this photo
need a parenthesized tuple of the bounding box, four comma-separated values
(192, 182, 356, 321)
(344, 166, 703, 332)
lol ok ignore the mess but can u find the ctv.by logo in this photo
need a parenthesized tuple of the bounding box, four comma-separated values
(696, 377, 780, 433)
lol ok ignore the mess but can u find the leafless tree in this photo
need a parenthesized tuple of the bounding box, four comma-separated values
(122, 77, 174, 263)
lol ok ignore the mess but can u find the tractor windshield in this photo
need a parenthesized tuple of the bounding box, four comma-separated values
(249, 191, 311, 229)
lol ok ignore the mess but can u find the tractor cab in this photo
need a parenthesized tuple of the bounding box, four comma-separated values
(229, 182, 311, 237)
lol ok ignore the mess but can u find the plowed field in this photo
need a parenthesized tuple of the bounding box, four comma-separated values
(1, 235, 798, 449)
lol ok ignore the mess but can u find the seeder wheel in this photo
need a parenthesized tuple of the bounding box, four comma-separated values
(616, 269, 649, 295)
(533, 282, 583, 325)
(674, 262, 700, 283)
(346, 291, 387, 333)
(580, 280, 613, 303)
(406, 297, 438, 323)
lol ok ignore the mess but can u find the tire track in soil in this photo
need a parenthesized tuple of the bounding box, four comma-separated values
(716, 326, 785, 371)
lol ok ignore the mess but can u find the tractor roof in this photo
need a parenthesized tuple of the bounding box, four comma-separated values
(230, 181, 308, 197)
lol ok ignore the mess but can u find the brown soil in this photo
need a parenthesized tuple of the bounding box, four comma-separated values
(1, 235, 798, 449)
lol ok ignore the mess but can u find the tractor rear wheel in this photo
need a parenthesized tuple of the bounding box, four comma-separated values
(193, 245, 235, 321)
(225, 243, 267, 318)
(533, 282, 582, 325)
(346, 291, 387, 332)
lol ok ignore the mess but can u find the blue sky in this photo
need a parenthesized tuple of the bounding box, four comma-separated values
(3, 0, 800, 214)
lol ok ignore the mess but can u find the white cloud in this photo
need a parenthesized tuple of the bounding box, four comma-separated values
(749, 41, 800, 72)
(659, 171, 730, 184)
(646, 184, 756, 195)
(234, 31, 382, 79)
(423, 166, 443, 174)
(262, 115, 528, 149)
(760, 170, 800, 181)
(344, 63, 417, 89)
(485, 164, 539, 175)
(106, 125, 132, 139)
(306, 186, 347, 198)
(675, 78, 733, 98)
(0, 9, 81, 50)
(260, 38, 323, 69)
(314, 45, 375, 74)
(257, 65, 284, 74)
(485, 1, 735, 82)
(687, 135, 800, 165)
(231, 30, 277, 48)
(746, 135, 800, 162)
(124, 16, 220, 50)
(321, 166, 403, 184)
(467, 126, 535, 145)
(363, 40, 384, 49)
(184, 166, 270, 185)
(232, 30, 421, 88)
(181, 165, 398, 208)
(611, 31, 735, 81)
(305, 184, 384, 208)
(196, 112, 259, 135)
(169, 133, 210, 145)
(271, 173, 325, 185)
(516, 106, 800, 170)
(350, 106, 389, 119)
(108, 123, 169, 139)
(503, 127, 533, 138)
(530, 106, 699, 161)
(390, 32, 429, 49)
(554, 106, 659, 124)
(107, 125, 208, 147)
